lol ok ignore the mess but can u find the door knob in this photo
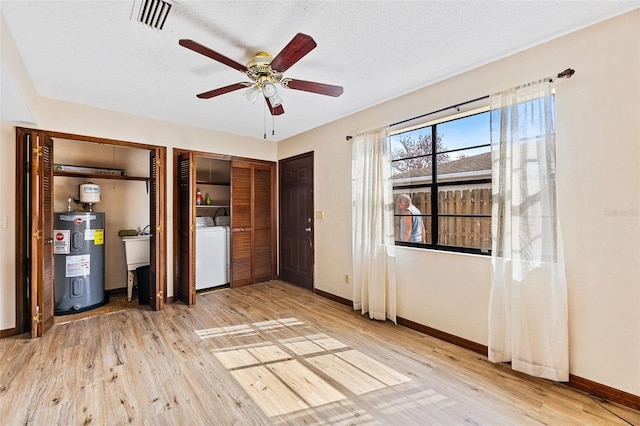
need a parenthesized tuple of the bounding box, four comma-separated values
(305, 227, 312, 232)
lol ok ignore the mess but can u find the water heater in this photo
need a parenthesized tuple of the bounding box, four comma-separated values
(53, 212, 106, 314)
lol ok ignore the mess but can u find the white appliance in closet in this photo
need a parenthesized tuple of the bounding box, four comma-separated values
(195, 217, 229, 290)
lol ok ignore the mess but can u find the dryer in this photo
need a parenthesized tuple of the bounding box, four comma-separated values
(195, 217, 228, 290)
(214, 216, 231, 285)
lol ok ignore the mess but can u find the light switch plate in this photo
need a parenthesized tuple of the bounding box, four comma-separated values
(0, 216, 6, 229)
(315, 211, 324, 220)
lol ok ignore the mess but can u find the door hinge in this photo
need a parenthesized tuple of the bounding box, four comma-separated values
(32, 229, 43, 239)
(32, 306, 42, 323)
(32, 146, 42, 173)
(156, 224, 162, 233)
(156, 290, 163, 299)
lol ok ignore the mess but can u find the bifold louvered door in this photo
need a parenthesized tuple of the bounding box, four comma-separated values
(230, 161, 276, 287)
(148, 148, 166, 310)
(29, 132, 55, 337)
(177, 152, 196, 304)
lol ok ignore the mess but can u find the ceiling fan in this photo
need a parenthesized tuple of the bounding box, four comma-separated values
(179, 33, 343, 116)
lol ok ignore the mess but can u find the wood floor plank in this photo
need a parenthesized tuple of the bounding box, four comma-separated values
(266, 359, 347, 407)
(1, 280, 639, 425)
(335, 349, 412, 387)
(230, 365, 310, 417)
(305, 353, 387, 395)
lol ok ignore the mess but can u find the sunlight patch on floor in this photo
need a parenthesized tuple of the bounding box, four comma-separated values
(195, 318, 423, 418)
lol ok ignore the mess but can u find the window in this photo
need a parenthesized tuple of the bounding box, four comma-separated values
(391, 109, 492, 254)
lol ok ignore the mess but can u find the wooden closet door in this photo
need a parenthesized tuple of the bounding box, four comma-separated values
(230, 161, 253, 287)
(29, 131, 54, 337)
(253, 163, 276, 283)
(148, 148, 166, 310)
(177, 152, 196, 304)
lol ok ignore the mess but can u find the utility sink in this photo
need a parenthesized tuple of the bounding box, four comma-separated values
(122, 234, 150, 302)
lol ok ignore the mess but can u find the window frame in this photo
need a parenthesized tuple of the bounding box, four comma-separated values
(391, 108, 492, 256)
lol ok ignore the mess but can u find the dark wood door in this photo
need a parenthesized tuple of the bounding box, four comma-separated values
(30, 132, 54, 337)
(279, 152, 314, 290)
(177, 152, 196, 304)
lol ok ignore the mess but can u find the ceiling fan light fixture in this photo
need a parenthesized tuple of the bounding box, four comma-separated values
(262, 82, 277, 98)
(270, 93, 283, 107)
(244, 86, 259, 104)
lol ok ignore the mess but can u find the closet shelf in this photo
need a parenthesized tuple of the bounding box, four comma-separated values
(195, 181, 230, 186)
(54, 171, 149, 181)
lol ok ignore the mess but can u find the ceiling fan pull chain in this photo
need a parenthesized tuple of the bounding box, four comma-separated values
(263, 100, 267, 139)
(272, 114, 275, 137)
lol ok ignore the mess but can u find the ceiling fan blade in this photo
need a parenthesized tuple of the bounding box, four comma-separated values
(196, 82, 251, 99)
(283, 79, 343, 97)
(269, 33, 317, 73)
(266, 97, 285, 116)
(179, 39, 247, 73)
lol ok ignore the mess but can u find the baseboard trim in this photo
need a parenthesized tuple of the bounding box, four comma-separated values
(314, 288, 352, 307)
(568, 374, 640, 411)
(313, 288, 640, 412)
(396, 316, 489, 356)
(0, 327, 18, 338)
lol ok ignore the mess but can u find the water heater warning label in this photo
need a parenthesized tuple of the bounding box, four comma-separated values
(94, 229, 104, 245)
(53, 230, 70, 254)
(66, 254, 90, 277)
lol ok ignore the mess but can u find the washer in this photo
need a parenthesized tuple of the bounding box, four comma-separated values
(195, 217, 228, 290)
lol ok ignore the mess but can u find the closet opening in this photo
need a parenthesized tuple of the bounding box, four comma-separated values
(15, 128, 167, 337)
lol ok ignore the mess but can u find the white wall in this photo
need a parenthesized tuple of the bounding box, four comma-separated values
(0, 122, 17, 328)
(278, 10, 640, 396)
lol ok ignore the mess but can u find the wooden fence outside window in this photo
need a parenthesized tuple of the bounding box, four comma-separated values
(394, 188, 492, 250)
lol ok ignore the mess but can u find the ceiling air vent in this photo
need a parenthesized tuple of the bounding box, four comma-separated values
(133, 0, 172, 30)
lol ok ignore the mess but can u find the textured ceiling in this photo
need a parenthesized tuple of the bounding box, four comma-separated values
(1, 1, 638, 141)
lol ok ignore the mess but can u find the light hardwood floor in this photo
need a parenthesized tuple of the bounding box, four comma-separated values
(1, 280, 638, 425)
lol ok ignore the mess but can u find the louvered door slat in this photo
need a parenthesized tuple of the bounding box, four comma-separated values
(178, 153, 195, 304)
(253, 165, 274, 282)
(230, 162, 253, 286)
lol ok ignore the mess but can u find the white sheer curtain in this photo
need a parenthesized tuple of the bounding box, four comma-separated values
(488, 80, 569, 381)
(352, 127, 397, 323)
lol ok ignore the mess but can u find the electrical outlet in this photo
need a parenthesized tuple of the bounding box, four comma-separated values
(344, 274, 350, 284)
(0, 216, 6, 229)
(315, 211, 324, 220)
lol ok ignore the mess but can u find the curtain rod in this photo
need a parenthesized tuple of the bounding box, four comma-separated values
(345, 67, 575, 141)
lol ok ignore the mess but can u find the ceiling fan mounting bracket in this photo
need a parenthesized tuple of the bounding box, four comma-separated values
(245, 52, 283, 88)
